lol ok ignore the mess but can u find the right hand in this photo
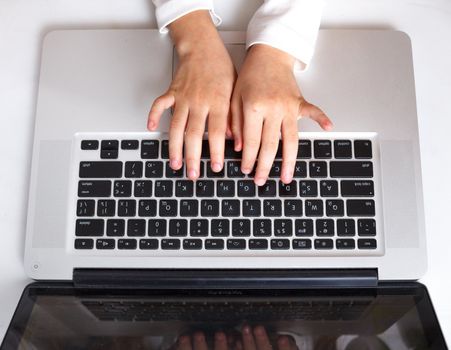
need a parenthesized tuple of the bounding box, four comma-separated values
(147, 10, 236, 181)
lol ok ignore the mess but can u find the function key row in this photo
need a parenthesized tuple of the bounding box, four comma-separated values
(81, 139, 373, 160)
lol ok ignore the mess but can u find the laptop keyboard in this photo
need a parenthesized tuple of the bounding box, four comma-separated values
(71, 132, 383, 256)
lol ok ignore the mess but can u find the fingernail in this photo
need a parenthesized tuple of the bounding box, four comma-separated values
(255, 177, 266, 186)
(242, 168, 251, 175)
(243, 326, 251, 335)
(283, 171, 292, 184)
(148, 121, 155, 130)
(188, 169, 197, 179)
(212, 162, 222, 172)
(170, 159, 179, 169)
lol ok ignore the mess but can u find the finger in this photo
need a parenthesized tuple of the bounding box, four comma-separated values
(298, 100, 333, 131)
(193, 332, 208, 350)
(281, 117, 299, 184)
(241, 325, 257, 350)
(235, 340, 243, 350)
(148, 92, 175, 130)
(169, 104, 189, 170)
(208, 107, 228, 172)
(185, 108, 208, 180)
(231, 92, 244, 152)
(254, 117, 281, 186)
(214, 332, 229, 350)
(253, 326, 272, 350)
(277, 336, 292, 350)
(226, 110, 233, 139)
(177, 335, 193, 350)
(241, 106, 263, 175)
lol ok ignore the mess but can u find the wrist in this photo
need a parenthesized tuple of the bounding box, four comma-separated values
(248, 44, 295, 70)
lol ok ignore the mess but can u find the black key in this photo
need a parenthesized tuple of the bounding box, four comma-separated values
(76, 219, 104, 237)
(337, 219, 355, 236)
(358, 239, 377, 249)
(316, 219, 334, 236)
(166, 162, 184, 178)
(314, 239, 333, 250)
(274, 220, 292, 237)
(293, 239, 312, 250)
(211, 219, 230, 237)
(117, 200, 136, 217)
(271, 239, 290, 250)
(227, 161, 245, 177)
(305, 200, 323, 217)
(162, 239, 181, 250)
(217, 181, 235, 197)
(358, 219, 376, 236)
(79, 162, 122, 178)
(238, 180, 256, 197)
(227, 239, 246, 250)
(159, 200, 177, 217)
(295, 219, 314, 236)
(253, 219, 272, 237)
(101, 140, 118, 150)
(225, 140, 242, 159)
(75, 238, 94, 249)
(134, 180, 152, 197)
(77, 200, 95, 217)
(320, 180, 338, 197)
(196, 180, 214, 197)
(336, 239, 356, 250)
(205, 239, 225, 250)
(249, 239, 268, 250)
(161, 140, 169, 159)
(106, 219, 125, 237)
(334, 140, 352, 159)
(101, 150, 118, 159)
(176, 180, 194, 197)
(184, 239, 202, 250)
(200, 140, 210, 159)
(97, 200, 115, 217)
(127, 219, 146, 236)
(354, 140, 372, 159)
(114, 180, 132, 197)
(264, 200, 282, 217)
(297, 140, 312, 159)
(222, 200, 240, 217)
(275, 140, 283, 159)
(258, 180, 276, 197)
(190, 219, 208, 237)
(81, 140, 99, 150)
(330, 161, 373, 178)
(279, 181, 297, 197)
(326, 200, 345, 217)
(180, 200, 198, 217)
(97, 239, 115, 249)
(243, 200, 261, 217)
(140, 239, 158, 250)
(300, 180, 318, 197)
(201, 199, 219, 217)
(141, 140, 159, 159)
(138, 200, 157, 217)
(284, 200, 303, 217)
(347, 200, 375, 217)
(169, 219, 188, 237)
(314, 140, 332, 158)
(309, 162, 328, 177)
(124, 161, 143, 178)
(145, 161, 164, 178)
(294, 161, 307, 178)
(155, 180, 173, 197)
(118, 239, 137, 250)
(269, 161, 282, 178)
(232, 219, 251, 236)
(207, 161, 225, 177)
(341, 180, 374, 197)
(148, 219, 166, 236)
(121, 140, 139, 150)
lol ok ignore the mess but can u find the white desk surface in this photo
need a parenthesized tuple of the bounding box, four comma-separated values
(1, 0, 450, 344)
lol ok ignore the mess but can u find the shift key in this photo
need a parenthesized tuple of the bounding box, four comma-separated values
(79, 161, 122, 178)
(78, 181, 111, 197)
(330, 161, 373, 178)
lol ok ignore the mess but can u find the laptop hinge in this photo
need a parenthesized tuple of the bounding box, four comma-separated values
(73, 268, 378, 289)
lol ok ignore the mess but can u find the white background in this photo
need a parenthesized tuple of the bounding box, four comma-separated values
(0, 0, 450, 344)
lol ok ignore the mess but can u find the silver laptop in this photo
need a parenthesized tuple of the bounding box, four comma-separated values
(1, 29, 446, 350)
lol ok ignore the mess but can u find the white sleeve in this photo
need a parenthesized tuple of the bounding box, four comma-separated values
(247, 0, 324, 70)
(151, 0, 221, 33)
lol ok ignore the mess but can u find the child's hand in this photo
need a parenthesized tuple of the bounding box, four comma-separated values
(148, 11, 236, 181)
(231, 44, 332, 186)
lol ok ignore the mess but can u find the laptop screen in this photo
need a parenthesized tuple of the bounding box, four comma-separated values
(2, 282, 446, 350)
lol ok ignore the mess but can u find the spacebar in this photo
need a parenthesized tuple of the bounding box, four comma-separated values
(79, 161, 123, 178)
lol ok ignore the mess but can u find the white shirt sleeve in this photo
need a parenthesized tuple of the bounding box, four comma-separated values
(151, 0, 221, 33)
(247, 0, 325, 70)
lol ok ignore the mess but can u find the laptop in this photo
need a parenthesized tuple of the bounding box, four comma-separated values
(0, 29, 447, 349)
